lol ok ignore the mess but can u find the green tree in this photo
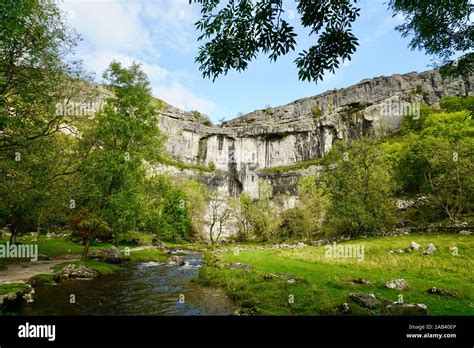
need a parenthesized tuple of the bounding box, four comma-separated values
(0, 0, 82, 153)
(277, 175, 327, 241)
(189, 0, 472, 82)
(389, 0, 473, 77)
(75, 61, 164, 258)
(157, 188, 191, 242)
(0, 0, 93, 239)
(388, 105, 474, 222)
(319, 139, 396, 236)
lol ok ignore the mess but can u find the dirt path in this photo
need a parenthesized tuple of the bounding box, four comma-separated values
(0, 256, 79, 284)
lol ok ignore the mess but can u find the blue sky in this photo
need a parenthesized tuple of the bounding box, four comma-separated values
(60, 0, 440, 122)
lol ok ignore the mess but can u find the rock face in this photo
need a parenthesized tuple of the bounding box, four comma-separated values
(153, 68, 473, 200)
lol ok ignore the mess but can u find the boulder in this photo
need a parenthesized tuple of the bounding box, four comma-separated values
(89, 247, 122, 264)
(264, 273, 298, 283)
(228, 262, 252, 271)
(349, 293, 380, 309)
(459, 230, 472, 236)
(339, 302, 351, 314)
(54, 264, 100, 281)
(427, 287, 457, 297)
(423, 243, 436, 255)
(383, 303, 428, 316)
(168, 255, 185, 266)
(348, 278, 372, 286)
(410, 241, 420, 250)
(385, 279, 409, 290)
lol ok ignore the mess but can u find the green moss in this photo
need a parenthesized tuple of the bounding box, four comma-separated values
(415, 85, 423, 95)
(191, 110, 213, 126)
(27, 274, 56, 286)
(311, 104, 323, 125)
(262, 157, 326, 174)
(0, 283, 30, 296)
(159, 156, 215, 173)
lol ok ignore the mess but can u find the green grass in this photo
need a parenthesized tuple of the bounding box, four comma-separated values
(27, 274, 56, 286)
(125, 248, 168, 262)
(196, 233, 474, 315)
(159, 156, 215, 173)
(262, 158, 326, 175)
(0, 283, 30, 296)
(0, 236, 115, 260)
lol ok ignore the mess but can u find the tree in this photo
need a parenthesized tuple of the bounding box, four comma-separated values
(0, 0, 94, 240)
(277, 175, 328, 241)
(75, 61, 164, 258)
(189, 0, 472, 82)
(388, 101, 474, 222)
(157, 188, 191, 242)
(207, 191, 232, 245)
(0, 0, 81, 153)
(319, 138, 396, 236)
(389, 0, 473, 77)
(231, 182, 278, 242)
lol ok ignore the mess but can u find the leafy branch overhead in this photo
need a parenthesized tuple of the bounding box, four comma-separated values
(189, 0, 359, 82)
(190, 0, 473, 83)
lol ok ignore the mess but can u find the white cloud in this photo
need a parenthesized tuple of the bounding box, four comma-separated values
(153, 84, 216, 115)
(59, 0, 216, 115)
(362, 14, 405, 44)
(142, 0, 200, 54)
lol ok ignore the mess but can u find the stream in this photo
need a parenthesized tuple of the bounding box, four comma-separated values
(18, 250, 237, 315)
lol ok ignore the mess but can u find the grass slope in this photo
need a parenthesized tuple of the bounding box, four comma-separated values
(197, 233, 474, 315)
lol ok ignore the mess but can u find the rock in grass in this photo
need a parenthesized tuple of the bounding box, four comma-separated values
(54, 264, 100, 281)
(339, 302, 351, 314)
(410, 241, 420, 250)
(427, 287, 457, 297)
(383, 303, 428, 316)
(459, 230, 472, 236)
(423, 243, 436, 255)
(385, 279, 409, 290)
(349, 293, 380, 309)
(263, 273, 297, 283)
(228, 262, 252, 271)
(348, 278, 372, 286)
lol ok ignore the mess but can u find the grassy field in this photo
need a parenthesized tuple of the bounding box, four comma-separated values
(196, 233, 474, 315)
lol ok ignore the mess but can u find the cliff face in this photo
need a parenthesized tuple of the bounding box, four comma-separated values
(156, 68, 473, 198)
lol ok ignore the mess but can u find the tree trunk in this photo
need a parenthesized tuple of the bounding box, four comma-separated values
(35, 212, 42, 241)
(81, 237, 91, 261)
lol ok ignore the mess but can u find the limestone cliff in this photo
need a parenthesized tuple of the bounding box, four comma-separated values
(155, 68, 473, 198)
